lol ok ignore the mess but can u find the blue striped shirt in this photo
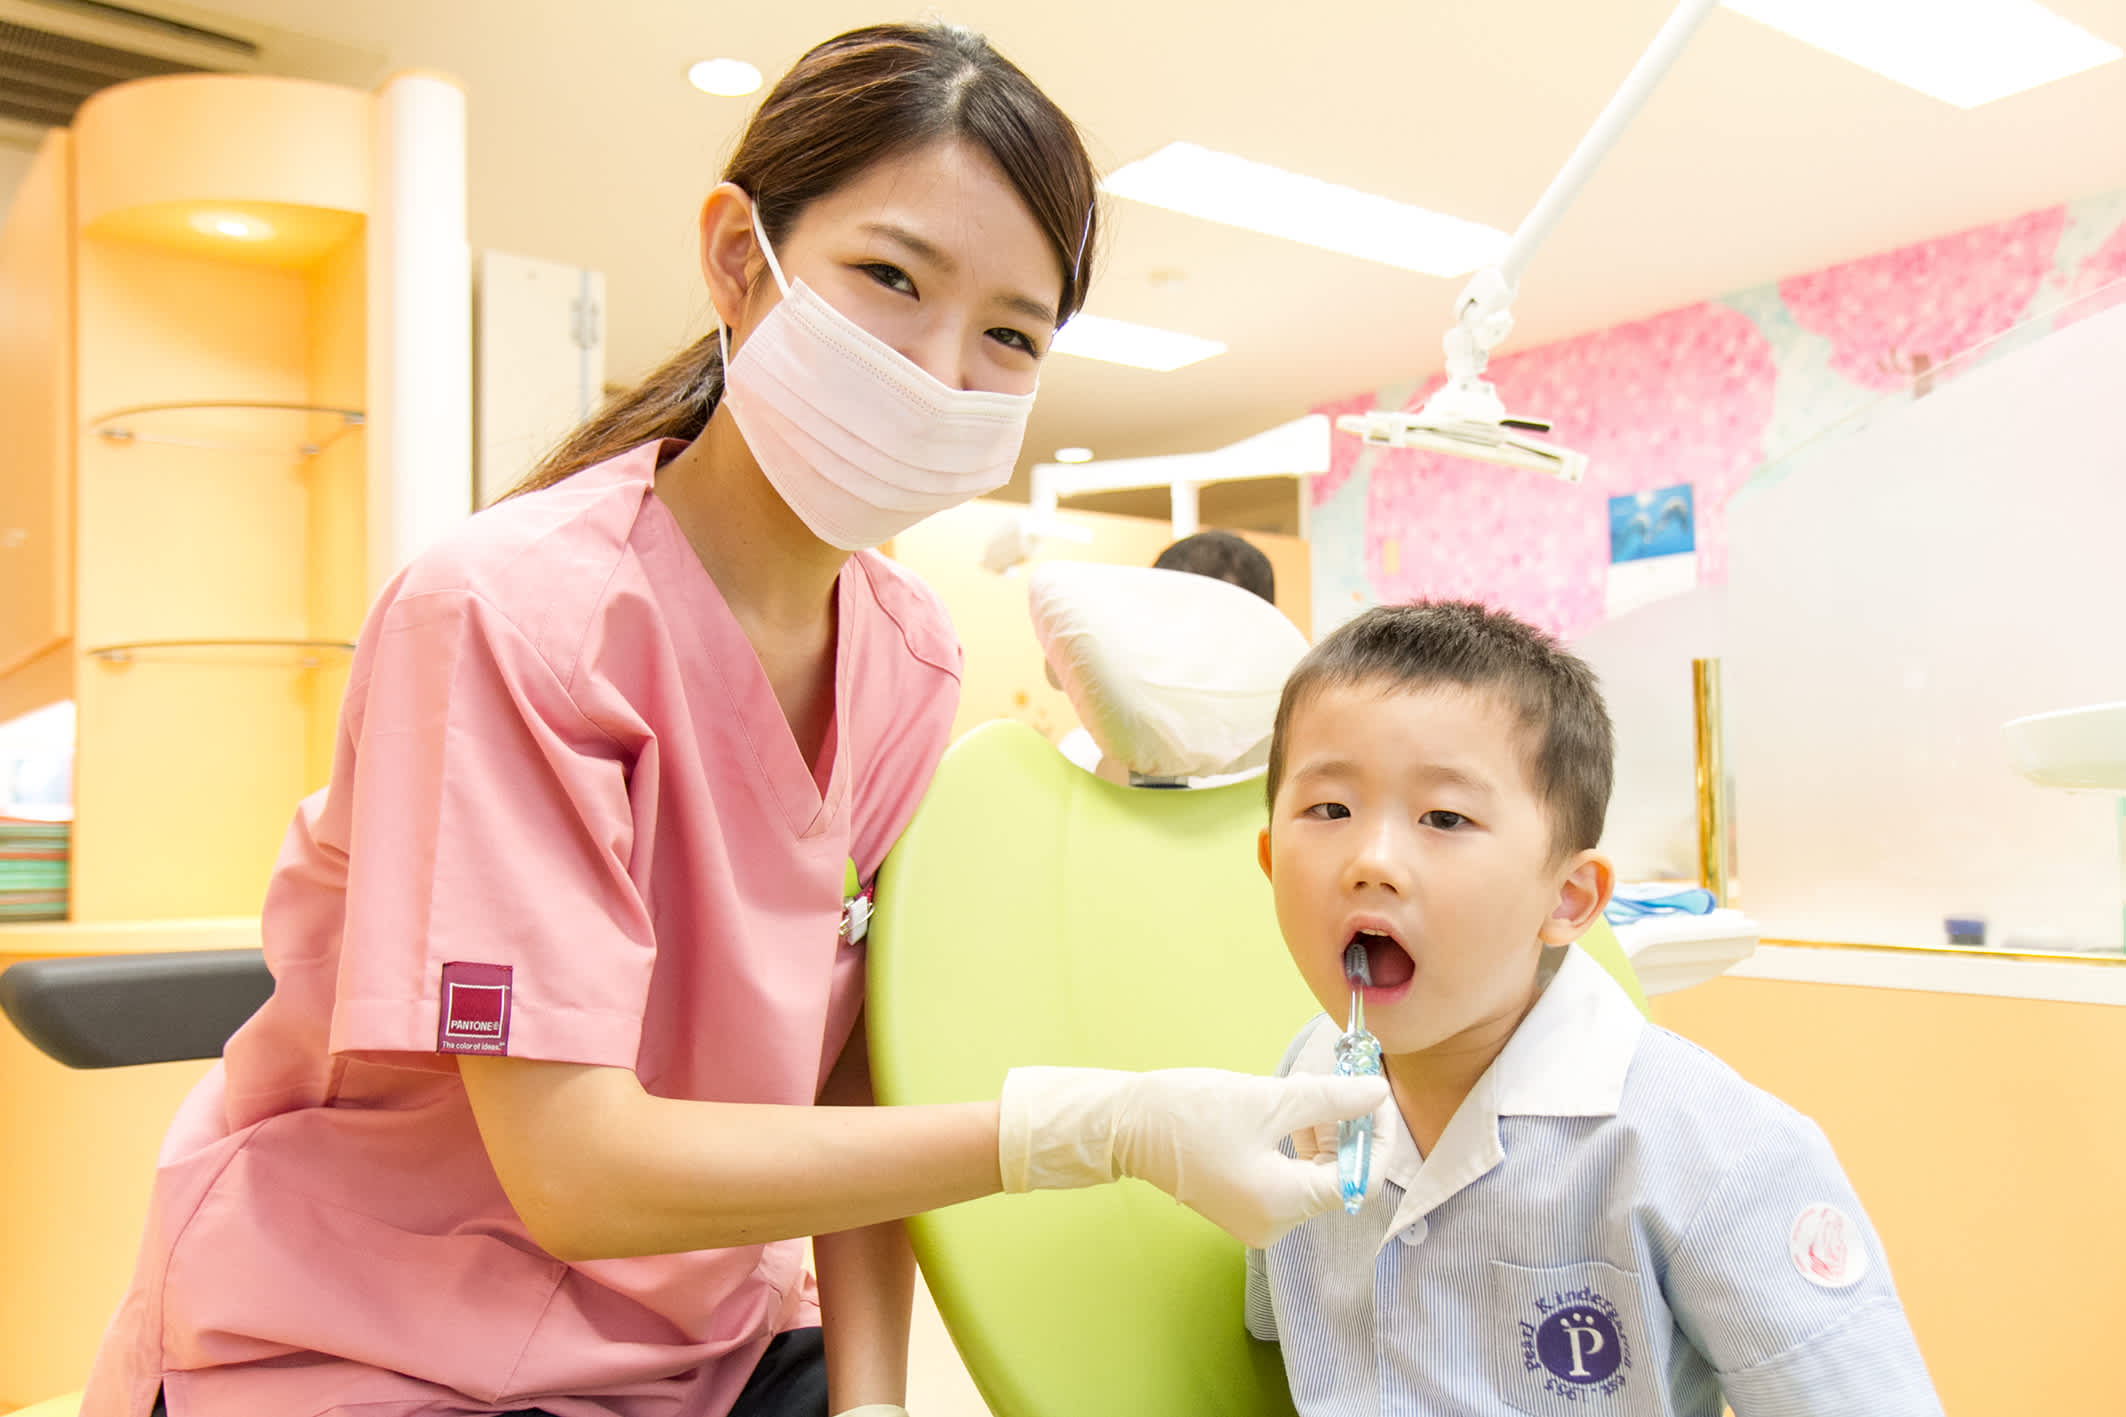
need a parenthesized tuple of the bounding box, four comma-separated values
(1245, 944, 1941, 1415)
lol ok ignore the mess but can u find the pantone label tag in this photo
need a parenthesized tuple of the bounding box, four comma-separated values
(438, 962, 513, 1055)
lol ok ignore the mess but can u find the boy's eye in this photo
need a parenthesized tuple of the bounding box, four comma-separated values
(988, 326, 1039, 356)
(1304, 802, 1351, 821)
(1421, 810, 1469, 830)
(862, 262, 915, 295)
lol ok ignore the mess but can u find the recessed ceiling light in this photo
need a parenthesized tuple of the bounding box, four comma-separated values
(191, 212, 271, 241)
(1049, 313, 1226, 372)
(1054, 446, 1095, 463)
(1723, 0, 2120, 108)
(1102, 141, 1508, 277)
(688, 58, 763, 96)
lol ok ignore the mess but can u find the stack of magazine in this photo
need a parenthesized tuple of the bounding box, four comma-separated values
(0, 817, 68, 922)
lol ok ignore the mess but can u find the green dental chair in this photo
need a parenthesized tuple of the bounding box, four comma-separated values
(866, 564, 1648, 1417)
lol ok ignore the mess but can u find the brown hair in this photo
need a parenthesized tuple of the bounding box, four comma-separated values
(513, 21, 1099, 495)
(1153, 530, 1276, 604)
(1264, 601, 1614, 858)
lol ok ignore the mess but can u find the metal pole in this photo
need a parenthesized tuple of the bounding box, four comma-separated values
(1692, 657, 1729, 904)
(1495, 0, 1720, 289)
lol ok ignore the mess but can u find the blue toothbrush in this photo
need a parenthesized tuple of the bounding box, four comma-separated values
(1334, 942, 1384, 1214)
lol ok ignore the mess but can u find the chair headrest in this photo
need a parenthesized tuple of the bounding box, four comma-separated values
(1028, 562, 1310, 781)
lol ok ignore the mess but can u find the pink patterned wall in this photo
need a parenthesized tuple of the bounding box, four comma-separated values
(1312, 189, 2126, 640)
(1778, 207, 2066, 391)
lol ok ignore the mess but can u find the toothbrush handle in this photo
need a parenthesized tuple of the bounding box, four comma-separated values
(1337, 1113, 1374, 1214)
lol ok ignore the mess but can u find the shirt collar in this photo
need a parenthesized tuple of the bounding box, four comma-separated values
(1489, 939, 1647, 1118)
(1290, 942, 1645, 1246)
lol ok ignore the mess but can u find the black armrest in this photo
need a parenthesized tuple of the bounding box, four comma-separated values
(0, 949, 274, 1069)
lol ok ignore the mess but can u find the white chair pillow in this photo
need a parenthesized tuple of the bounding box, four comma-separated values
(1028, 563, 1310, 781)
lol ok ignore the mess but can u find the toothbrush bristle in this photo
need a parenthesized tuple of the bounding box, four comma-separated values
(1345, 940, 1374, 987)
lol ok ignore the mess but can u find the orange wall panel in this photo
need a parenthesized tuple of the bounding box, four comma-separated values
(0, 131, 75, 678)
(70, 241, 322, 921)
(1652, 976, 2126, 1416)
(304, 230, 369, 788)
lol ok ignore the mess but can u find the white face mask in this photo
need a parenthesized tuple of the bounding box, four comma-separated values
(718, 200, 1038, 551)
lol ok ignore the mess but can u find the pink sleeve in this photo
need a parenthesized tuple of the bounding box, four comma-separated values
(328, 588, 655, 1072)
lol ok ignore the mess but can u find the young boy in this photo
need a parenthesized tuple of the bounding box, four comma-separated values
(1244, 602, 1941, 1415)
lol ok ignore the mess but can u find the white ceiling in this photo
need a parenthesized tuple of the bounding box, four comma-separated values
(20, 1, 2126, 525)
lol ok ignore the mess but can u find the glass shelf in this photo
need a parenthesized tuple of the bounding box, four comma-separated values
(88, 402, 366, 457)
(85, 639, 356, 669)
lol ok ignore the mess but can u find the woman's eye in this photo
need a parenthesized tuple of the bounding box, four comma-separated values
(862, 263, 915, 295)
(1304, 802, 1351, 821)
(988, 326, 1039, 356)
(1421, 810, 1469, 830)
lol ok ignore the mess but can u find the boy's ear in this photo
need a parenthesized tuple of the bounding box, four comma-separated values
(1538, 849, 1615, 946)
(1257, 827, 1273, 883)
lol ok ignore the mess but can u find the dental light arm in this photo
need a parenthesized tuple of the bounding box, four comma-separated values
(1343, 0, 1722, 480)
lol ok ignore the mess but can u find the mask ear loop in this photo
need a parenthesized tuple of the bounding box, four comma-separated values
(748, 195, 792, 297)
(1068, 202, 1094, 316)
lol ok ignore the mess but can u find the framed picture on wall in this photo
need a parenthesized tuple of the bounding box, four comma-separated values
(1606, 483, 1698, 618)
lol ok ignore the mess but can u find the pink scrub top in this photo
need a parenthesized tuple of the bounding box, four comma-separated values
(83, 440, 963, 1417)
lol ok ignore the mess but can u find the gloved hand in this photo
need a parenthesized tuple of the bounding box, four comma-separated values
(998, 1067, 1391, 1248)
(1289, 1084, 1402, 1165)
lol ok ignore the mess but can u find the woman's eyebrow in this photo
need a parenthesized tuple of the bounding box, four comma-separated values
(995, 290, 1059, 327)
(861, 221, 1058, 327)
(862, 221, 953, 269)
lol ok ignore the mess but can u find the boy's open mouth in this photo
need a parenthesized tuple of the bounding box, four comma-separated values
(1347, 928, 1416, 990)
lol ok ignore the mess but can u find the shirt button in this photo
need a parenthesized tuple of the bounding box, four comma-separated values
(1397, 1220, 1429, 1246)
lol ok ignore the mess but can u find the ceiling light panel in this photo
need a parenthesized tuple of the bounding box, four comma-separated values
(1050, 313, 1226, 372)
(1101, 141, 1510, 276)
(1724, 0, 2121, 108)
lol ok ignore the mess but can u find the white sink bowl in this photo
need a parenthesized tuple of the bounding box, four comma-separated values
(1612, 908, 1758, 996)
(2004, 701, 2126, 792)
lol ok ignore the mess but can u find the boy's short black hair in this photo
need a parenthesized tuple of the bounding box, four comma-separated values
(1152, 530, 1276, 604)
(1265, 601, 1614, 858)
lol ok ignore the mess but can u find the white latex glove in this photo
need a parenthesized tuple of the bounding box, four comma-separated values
(998, 1067, 1391, 1248)
(832, 1407, 909, 1417)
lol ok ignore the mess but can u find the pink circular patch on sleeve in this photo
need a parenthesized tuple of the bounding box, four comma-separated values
(1789, 1202, 1870, 1289)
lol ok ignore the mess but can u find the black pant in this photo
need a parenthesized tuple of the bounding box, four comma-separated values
(149, 1327, 830, 1417)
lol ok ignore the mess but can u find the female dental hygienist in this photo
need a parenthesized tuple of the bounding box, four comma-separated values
(82, 21, 1384, 1417)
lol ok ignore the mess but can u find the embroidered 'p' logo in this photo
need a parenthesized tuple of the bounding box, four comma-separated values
(1494, 1262, 1640, 1412)
(1530, 1294, 1626, 1386)
(438, 962, 513, 1055)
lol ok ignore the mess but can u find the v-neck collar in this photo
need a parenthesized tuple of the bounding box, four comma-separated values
(627, 442, 854, 841)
